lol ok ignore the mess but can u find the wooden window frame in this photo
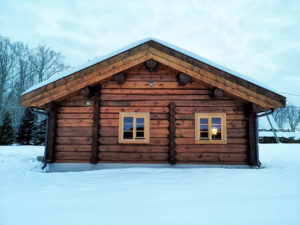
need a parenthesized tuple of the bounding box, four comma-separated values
(195, 113, 227, 144)
(119, 112, 150, 144)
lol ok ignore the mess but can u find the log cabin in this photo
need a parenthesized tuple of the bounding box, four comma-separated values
(20, 38, 286, 171)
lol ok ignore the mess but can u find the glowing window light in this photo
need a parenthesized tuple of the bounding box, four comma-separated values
(212, 127, 218, 135)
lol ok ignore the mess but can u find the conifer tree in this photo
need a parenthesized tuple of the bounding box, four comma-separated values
(0, 112, 14, 145)
(16, 108, 37, 144)
(32, 118, 47, 145)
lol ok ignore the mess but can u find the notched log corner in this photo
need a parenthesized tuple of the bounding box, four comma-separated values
(212, 87, 224, 98)
(79, 86, 93, 98)
(177, 72, 192, 86)
(144, 59, 159, 72)
(113, 72, 126, 85)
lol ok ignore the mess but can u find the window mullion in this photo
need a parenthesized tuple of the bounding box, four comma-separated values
(197, 116, 200, 141)
(133, 116, 136, 140)
(208, 117, 212, 141)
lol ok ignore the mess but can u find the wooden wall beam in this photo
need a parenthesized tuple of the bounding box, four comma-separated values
(79, 86, 93, 98)
(144, 59, 159, 72)
(212, 88, 224, 97)
(246, 103, 260, 166)
(90, 85, 101, 164)
(45, 102, 57, 163)
(169, 102, 177, 164)
(113, 72, 126, 85)
(177, 73, 192, 86)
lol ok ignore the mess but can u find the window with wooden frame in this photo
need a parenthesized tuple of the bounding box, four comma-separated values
(119, 112, 150, 143)
(195, 113, 227, 144)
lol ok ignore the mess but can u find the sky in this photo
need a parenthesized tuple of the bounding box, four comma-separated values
(1, 0, 300, 105)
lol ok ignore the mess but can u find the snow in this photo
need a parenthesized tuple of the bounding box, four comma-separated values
(0, 145, 299, 225)
(22, 38, 282, 96)
(258, 115, 279, 130)
(260, 131, 300, 139)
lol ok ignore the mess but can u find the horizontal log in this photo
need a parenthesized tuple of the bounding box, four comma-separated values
(101, 89, 210, 95)
(175, 144, 247, 153)
(57, 113, 94, 119)
(56, 137, 93, 145)
(126, 74, 178, 82)
(99, 113, 168, 120)
(100, 100, 244, 107)
(99, 119, 169, 128)
(57, 127, 93, 137)
(99, 137, 169, 145)
(176, 152, 247, 162)
(99, 127, 169, 137)
(100, 100, 169, 107)
(100, 106, 169, 113)
(127, 66, 176, 75)
(175, 128, 247, 138)
(99, 145, 168, 153)
(57, 119, 93, 127)
(55, 159, 90, 163)
(101, 81, 203, 89)
(56, 145, 92, 152)
(175, 120, 246, 129)
(101, 94, 215, 101)
(176, 107, 245, 114)
(57, 107, 93, 113)
(175, 138, 247, 145)
(56, 152, 91, 160)
(174, 100, 244, 107)
(98, 152, 168, 161)
(175, 113, 246, 120)
(57, 100, 94, 107)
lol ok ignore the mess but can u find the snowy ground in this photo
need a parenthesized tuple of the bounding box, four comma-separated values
(0, 145, 299, 225)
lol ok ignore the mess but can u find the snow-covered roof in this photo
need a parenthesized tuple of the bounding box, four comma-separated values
(22, 38, 280, 95)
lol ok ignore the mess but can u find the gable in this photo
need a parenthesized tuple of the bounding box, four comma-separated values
(20, 39, 285, 109)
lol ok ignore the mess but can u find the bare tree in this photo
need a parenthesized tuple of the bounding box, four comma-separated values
(273, 107, 287, 129)
(285, 104, 300, 132)
(0, 36, 15, 116)
(0, 34, 69, 130)
(29, 45, 69, 82)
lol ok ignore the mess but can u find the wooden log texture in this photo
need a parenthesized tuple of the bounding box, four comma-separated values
(53, 65, 250, 164)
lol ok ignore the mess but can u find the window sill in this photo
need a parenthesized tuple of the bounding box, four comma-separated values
(119, 140, 150, 144)
(195, 140, 227, 144)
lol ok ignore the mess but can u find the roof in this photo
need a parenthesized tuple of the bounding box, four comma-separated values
(20, 38, 286, 109)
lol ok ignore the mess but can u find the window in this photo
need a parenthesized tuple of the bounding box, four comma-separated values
(195, 113, 227, 144)
(119, 112, 150, 143)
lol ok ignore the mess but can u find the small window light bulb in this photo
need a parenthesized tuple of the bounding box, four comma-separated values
(150, 80, 154, 87)
(212, 127, 218, 135)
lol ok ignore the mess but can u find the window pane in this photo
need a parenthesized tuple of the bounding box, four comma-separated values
(136, 118, 144, 123)
(136, 132, 145, 138)
(200, 125, 208, 131)
(136, 124, 144, 131)
(212, 125, 221, 132)
(200, 132, 209, 139)
(212, 117, 221, 124)
(124, 124, 133, 131)
(123, 132, 133, 139)
(212, 132, 222, 140)
(212, 125, 222, 140)
(124, 117, 133, 123)
(200, 118, 208, 124)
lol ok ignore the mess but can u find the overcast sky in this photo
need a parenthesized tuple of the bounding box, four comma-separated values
(1, 0, 300, 105)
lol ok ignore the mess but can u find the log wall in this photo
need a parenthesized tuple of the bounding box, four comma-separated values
(54, 63, 249, 165)
(55, 94, 94, 162)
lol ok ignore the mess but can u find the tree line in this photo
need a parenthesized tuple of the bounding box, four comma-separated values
(0, 34, 69, 145)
